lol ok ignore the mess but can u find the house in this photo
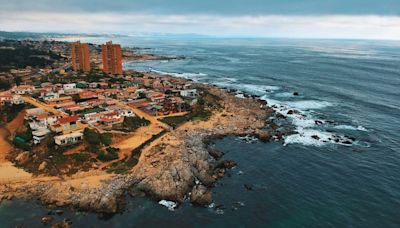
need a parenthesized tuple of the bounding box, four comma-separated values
(180, 89, 197, 98)
(89, 82, 98, 89)
(51, 115, 78, 133)
(28, 113, 58, 130)
(46, 96, 73, 105)
(54, 131, 83, 146)
(83, 112, 102, 124)
(63, 83, 76, 90)
(0, 94, 13, 104)
(100, 111, 123, 125)
(149, 93, 166, 103)
(63, 104, 84, 113)
(79, 91, 98, 100)
(10, 95, 25, 105)
(32, 128, 51, 144)
(26, 108, 46, 117)
(13, 85, 35, 95)
(42, 92, 60, 101)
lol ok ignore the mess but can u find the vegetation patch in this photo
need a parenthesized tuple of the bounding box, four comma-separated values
(0, 103, 25, 123)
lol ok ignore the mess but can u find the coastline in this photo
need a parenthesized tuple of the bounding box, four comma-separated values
(0, 72, 289, 215)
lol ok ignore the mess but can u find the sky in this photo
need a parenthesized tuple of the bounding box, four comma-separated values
(0, 0, 400, 40)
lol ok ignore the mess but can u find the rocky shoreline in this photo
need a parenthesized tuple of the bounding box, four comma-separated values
(0, 77, 292, 216)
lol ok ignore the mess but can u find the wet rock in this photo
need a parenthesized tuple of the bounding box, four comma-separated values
(342, 141, 352, 145)
(51, 221, 70, 228)
(293, 92, 299, 96)
(190, 185, 213, 206)
(311, 135, 320, 140)
(208, 148, 224, 159)
(257, 131, 272, 142)
(244, 184, 254, 191)
(216, 160, 237, 169)
(15, 151, 30, 165)
(96, 195, 118, 214)
(315, 120, 323, 125)
(41, 216, 53, 225)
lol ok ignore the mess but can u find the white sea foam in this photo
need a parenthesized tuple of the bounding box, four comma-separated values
(261, 95, 358, 147)
(286, 100, 333, 110)
(159, 200, 177, 211)
(274, 92, 295, 98)
(150, 69, 207, 79)
(284, 129, 333, 146)
(334, 125, 368, 132)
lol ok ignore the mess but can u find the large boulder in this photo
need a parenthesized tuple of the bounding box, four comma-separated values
(256, 131, 272, 142)
(96, 194, 118, 214)
(190, 185, 212, 206)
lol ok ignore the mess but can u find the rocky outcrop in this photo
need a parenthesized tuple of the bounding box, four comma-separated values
(190, 185, 213, 206)
(0, 81, 279, 214)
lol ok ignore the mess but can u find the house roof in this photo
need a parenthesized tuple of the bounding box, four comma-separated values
(58, 115, 78, 124)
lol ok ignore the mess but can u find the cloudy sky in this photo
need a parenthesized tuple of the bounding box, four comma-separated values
(1, 0, 400, 40)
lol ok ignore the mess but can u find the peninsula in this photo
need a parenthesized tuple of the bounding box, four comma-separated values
(0, 38, 289, 220)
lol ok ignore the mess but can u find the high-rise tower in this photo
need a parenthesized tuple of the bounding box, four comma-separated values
(102, 41, 123, 75)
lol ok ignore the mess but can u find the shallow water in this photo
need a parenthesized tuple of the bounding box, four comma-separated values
(2, 37, 400, 227)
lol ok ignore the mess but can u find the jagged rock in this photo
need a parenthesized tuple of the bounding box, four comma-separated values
(257, 131, 272, 142)
(41, 216, 53, 225)
(208, 148, 224, 159)
(216, 160, 237, 169)
(244, 184, 254, 191)
(190, 185, 213, 206)
(15, 151, 30, 165)
(51, 221, 70, 228)
(38, 161, 47, 171)
(311, 135, 320, 140)
(96, 195, 118, 213)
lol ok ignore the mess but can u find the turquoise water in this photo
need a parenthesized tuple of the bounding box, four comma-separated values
(1, 37, 400, 227)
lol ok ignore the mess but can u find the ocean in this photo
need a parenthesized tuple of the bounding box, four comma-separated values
(1, 37, 400, 227)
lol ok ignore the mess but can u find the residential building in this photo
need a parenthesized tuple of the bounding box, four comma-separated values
(51, 115, 78, 133)
(102, 41, 123, 75)
(71, 41, 91, 72)
(54, 131, 83, 146)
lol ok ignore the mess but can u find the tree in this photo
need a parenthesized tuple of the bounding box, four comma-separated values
(14, 76, 22, 86)
(100, 133, 113, 146)
(83, 128, 101, 145)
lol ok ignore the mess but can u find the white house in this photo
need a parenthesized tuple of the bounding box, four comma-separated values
(63, 83, 77, 90)
(32, 128, 51, 144)
(54, 131, 83, 146)
(13, 85, 35, 95)
(180, 89, 197, 98)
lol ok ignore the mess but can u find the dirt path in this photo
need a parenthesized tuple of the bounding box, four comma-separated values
(0, 128, 12, 162)
(22, 96, 68, 117)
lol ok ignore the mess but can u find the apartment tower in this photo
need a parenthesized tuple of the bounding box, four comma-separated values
(71, 41, 91, 72)
(102, 41, 123, 75)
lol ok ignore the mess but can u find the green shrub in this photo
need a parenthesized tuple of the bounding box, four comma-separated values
(83, 128, 101, 145)
(123, 116, 150, 131)
(72, 153, 90, 163)
(100, 133, 113, 146)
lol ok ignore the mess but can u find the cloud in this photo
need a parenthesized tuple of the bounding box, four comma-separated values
(1, 0, 399, 15)
(1, 11, 400, 40)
